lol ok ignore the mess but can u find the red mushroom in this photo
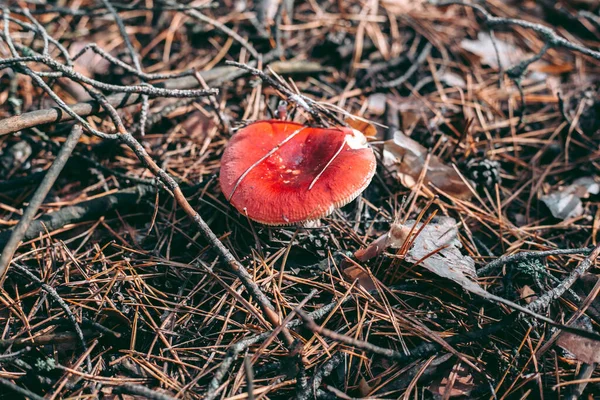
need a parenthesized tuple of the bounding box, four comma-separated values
(219, 120, 376, 225)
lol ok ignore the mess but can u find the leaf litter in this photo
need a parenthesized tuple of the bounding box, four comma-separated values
(540, 176, 600, 220)
(383, 131, 473, 200)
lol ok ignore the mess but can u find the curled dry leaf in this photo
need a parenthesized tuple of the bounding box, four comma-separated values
(461, 32, 527, 70)
(540, 177, 599, 220)
(354, 217, 478, 291)
(70, 42, 111, 77)
(518, 285, 537, 304)
(402, 217, 477, 282)
(439, 71, 466, 88)
(428, 362, 475, 399)
(383, 131, 472, 200)
(343, 263, 377, 292)
(367, 93, 388, 116)
(557, 316, 600, 364)
(358, 375, 374, 397)
(345, 116, 378, 138)
(460, 32, 571, 77)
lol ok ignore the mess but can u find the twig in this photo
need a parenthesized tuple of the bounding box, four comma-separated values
(579, 11, 600, 30)
(100, 0, 151, 136)
(477, 247, 593, 276)
(204, 297, 341, 400)
(564, 362, 596, 400)
(0, 184, 155, 248)
(70, 43, 195, 81)
(296, 353, 344, 400)
(528, 244, 600, 312)
(377, 42, 433, 88)
(0, 124, 83, 285)
(11, 263, 93, 373)
(0, 91, 143, 137)
(159, 0, 259, 59)
(244, 353, 255, 400)
(114, 384, 178, 400)
(226, 61, 344, 126)
(0, 347, 31, 363)
(0, 378, 45, 400)
(0, 56, 218, 98)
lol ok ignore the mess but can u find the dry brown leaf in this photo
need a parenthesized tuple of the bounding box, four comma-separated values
(358, 375, 373, 397)
(518, 285, 538, 304)
(70, 41, 111, 77)
(345, 116, 378, 138)
(383, 131, 472, 200)
(355, 222, 409, 262)
(343, 264, 377, 292)
(461, 32, 528, 70)
(428, 362, 475, 399)
(540, 177, 599, 220)
(557, 316, 600, 364)
(356, 217, 478, 287)
(460, 32, 571, 78)
(402, 217, 477, 282)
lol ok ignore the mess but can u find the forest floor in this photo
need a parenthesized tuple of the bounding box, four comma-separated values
(1, 0, 600, 399)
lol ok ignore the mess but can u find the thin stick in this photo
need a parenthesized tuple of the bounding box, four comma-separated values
(11, 263, 93, 373)
(377, 42, 433, 88)
(0, 124, 83, 284)
(114, 384, 178, 400)
(100, 0, 150, 136)
(204, 297, 341, 400)
(477, 247, 593, 276)
(434, 1, 600, 61)
(528, 244, 600, 312)
(160, 0, 259, 59)
(0, 378, 45, 400)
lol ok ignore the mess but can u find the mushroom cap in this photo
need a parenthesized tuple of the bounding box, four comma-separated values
(219, 120, 376, 225)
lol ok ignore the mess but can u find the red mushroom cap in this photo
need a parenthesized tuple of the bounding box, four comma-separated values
(219, 120, 376, 225)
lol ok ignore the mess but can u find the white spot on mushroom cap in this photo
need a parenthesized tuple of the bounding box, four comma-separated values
(345, 129, 369, 150)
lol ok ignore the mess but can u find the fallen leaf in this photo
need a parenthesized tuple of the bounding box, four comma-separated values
(460, 32, 571, 78)
(343, 264, 377, 292)
(355, 222, 410, 262)
(518, 285, 538, 304)
(345, 116, 378, 138)
(461, 32, 527, 70)
(439, 71, 466, 88)
(383, 131, 472, 200)
(70, 41, 111, 77)
(358, 375, 373, 397)
(540, 177, 599, 220)
(428, 362, 475, 399)
(367, 93, 387, 116)
(356, 217, 477, 285)
(402, 217, 477, 282)
(557, 316, 600, 364)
